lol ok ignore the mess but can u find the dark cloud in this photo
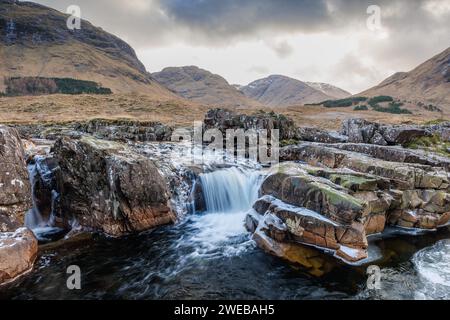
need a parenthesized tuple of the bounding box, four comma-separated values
(31, 0, 450, 92)
(34, 0, 449, 48)
(160, 0, 331, 37)
(268, 40, 295, 59)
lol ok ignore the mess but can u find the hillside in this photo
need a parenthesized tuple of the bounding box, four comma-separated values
(240, 75, 333, 107)
(0, 0, 177, 98)
(152, 66, 260, 107)
(305, 82, 351, 99)
(360, 47, 450, 110)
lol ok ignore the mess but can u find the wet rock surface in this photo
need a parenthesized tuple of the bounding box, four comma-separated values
(251, 139, 450, 264)
(52, 136, 176, 236)
(0, 228, 38, 285)
(0, 126, 32, 232)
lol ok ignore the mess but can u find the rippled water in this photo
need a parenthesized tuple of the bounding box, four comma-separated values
(1, 166, 450, 300)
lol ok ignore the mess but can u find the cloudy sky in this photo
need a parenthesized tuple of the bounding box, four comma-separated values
(35, 0, 450, 93)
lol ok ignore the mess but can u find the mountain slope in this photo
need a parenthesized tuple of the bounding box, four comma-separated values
(360, 47, 450, 109)
(306, 82, 351, 99)
(152, 66, 260, 107)
(0, 0, 176, 98)
(240, 75, 333, 107)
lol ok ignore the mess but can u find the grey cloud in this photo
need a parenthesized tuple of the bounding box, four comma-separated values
(268, 41, 294, 59)
(34, 1, 449, 48)
(248, 65, 270, 75)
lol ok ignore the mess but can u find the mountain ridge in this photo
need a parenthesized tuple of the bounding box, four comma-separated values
(0, 0, 177, 99)
(152, 66, 260, 107)
(239, 74, 335, 107)
(359, 47, 450, 109)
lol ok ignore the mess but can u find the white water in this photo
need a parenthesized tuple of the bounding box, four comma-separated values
(24, 161, 47, 230)
(200, 166, 262, 214)
(180, 167, 263, 257)
(413, 239, 450, 299)
(24, 157, 63, 240)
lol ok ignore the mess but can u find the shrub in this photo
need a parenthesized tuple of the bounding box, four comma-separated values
(322, 96, 367, 108)
(354, 105, 368, 111)
(3, 77, 112, 96)
(368, 96, 394, 106)
(371, 101, 412, 114)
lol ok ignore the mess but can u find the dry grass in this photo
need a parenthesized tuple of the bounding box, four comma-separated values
(0, 94, 448, 129)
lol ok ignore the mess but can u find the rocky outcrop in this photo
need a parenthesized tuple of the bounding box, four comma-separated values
(74, 119, 173, 142)
(250, 142, 450, 265)
(341, 118, 430, 146)
(14, 119, 173, 142)
(280, 143, 448, 190)
(53, 136, 176, 236)
(247, 195, 368, 262)
(321, 142, 450, 169)
(0, 228, 38, 285)
(0, 126, 32, 232)
(296, 127, 348, 143)
(203, 108, 298, 140)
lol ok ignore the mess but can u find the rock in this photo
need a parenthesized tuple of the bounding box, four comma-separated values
(335, 245, 367, 262)
(280, 143, 449, 190)
(52, 136, 176, 236)
(189, 178, 206, 213)
(322, 143, 450, 169)
(296, 127, 348, 143)
(75, 119, 173, 142)
(0, 228, 38, 285)
(341, 118, 378, 144)
(203, 108, 298, 140)
(260, 163, 366, 225)
(340, 118, 431, 146)
(380, 125, 430, 145)
(251, 226, 334, 276)
(0, 126, 32, 232)
(248, 195, 368, 265)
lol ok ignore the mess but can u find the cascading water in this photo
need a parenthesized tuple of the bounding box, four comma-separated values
(24, 161, 46, 229)
(199, 166, 262, 214)
(183, 166, 264, 255)
(24, 156, 65, 242)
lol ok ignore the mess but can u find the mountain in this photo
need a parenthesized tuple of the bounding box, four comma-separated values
(305, 82, 351, 99)
(360, 47, 450, 109)
(152, 66, 259, 107)
(0, 0, 176, 98)
(240, 75, 333, 107)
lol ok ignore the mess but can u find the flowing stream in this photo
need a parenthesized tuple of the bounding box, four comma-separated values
(1, 152, 450, 299)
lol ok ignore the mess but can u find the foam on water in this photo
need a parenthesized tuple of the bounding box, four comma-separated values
(413, 239, 450, 299)
(189, 167, 263, 252)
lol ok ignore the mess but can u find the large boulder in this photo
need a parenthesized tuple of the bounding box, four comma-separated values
(53, 136, 176, 236)
(0, 228, 38, 285)
(260, 164, 366, 225)
(0, 126, 32, 232)
(341, 118, 430, 146)
(251, 195, 367, 250)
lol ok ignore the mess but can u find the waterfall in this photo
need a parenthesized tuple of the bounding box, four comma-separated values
(25, 161, 46, 229)
(24, 156, 64, 241)
(199, 166, 262, 214)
